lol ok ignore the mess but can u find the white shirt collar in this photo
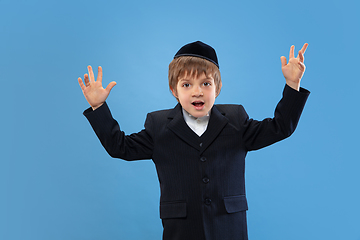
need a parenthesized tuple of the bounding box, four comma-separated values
(182, 109, 210, 136)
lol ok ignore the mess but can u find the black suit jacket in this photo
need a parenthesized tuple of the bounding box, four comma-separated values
(84, 85, 310, 240)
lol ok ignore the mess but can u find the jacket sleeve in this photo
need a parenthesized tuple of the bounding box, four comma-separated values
(242, 84, 310, 151)
(83, 102, 154, 160)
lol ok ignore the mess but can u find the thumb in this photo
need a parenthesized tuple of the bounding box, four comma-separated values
(106, 81, 117, 92)
(280, 56, 287, 67)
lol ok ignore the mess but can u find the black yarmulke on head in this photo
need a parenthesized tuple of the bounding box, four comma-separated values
(174, 41, 219, 68)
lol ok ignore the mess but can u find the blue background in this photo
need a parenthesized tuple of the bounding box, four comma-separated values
(1, 0, 359, 239)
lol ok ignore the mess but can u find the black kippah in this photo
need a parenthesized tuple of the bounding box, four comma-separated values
(174, 41, 219, 68)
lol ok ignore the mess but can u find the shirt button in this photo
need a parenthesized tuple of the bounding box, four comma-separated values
(200, 157, 207, 162)
(203, 177, 210, 184)
(204, 198, 212, 205)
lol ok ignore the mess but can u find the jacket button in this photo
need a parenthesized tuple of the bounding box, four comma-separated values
(200, 157, 207, 162)
(204, 198, 212, 205)
(199, 142, 203, 147)
(203, 177, 209, 184)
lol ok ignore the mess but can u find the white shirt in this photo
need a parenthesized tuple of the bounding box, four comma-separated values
(182, 109, 210, 137)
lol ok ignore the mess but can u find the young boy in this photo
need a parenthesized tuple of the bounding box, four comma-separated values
(78, 41, 309, 240)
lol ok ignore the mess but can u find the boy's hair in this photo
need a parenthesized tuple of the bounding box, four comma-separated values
(168, 56, 222, 100)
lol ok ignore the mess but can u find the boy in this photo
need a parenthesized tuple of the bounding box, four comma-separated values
(78, 41, 310, 240)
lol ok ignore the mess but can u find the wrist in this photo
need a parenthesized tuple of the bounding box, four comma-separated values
(285, 81, 300, 91)
(91, 102, 104, 111)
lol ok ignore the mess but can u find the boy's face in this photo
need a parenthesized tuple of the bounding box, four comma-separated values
(171, 72, 220, 118)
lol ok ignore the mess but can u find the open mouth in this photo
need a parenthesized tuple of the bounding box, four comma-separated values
(192, 101, 204, 107)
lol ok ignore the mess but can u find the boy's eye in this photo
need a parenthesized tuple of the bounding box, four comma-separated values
(182, 83, 190, 87)
(203, 82, 211, 86)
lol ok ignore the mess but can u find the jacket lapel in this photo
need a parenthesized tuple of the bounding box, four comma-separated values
(167, 104, 202, 151)
(167, 104, 229, 152)
(199, 105, 228, 154)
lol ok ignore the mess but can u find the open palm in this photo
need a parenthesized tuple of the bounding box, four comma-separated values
(78, 66, 117, 110)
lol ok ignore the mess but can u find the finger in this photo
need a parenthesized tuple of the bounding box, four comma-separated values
(105, 81, 117, 92)
(298, 61, 306, 71)
(298, 51, 304, 63)
(289, 45, 295, 59)
(280, 56, 287, 67)
(97, 66, 103, 83)
(84, 73, 90, 86)
(78, 77, 86, 90)
(88, 65, 95, 82)
(300, 43, 308, 54)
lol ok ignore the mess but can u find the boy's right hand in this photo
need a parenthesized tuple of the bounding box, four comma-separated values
(78, 66, 117, 110)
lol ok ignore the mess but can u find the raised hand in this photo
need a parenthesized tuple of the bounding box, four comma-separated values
(280, 43, 308, 91)
(78, 66, 117, 110)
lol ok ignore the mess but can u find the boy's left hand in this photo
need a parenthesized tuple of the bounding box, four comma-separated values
(281, 43, 308, 91)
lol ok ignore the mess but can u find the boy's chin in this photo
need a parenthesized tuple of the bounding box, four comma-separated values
(189, 111, 208, 118)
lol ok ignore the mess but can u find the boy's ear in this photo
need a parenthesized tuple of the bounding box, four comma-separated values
(170, 86, 178, 98)
(216, 82, 222, 97)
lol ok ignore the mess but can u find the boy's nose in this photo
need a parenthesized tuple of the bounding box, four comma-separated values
(192, 86, 203, 97)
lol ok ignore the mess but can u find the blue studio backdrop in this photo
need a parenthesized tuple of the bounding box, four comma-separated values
(1, 0, 360, 239)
